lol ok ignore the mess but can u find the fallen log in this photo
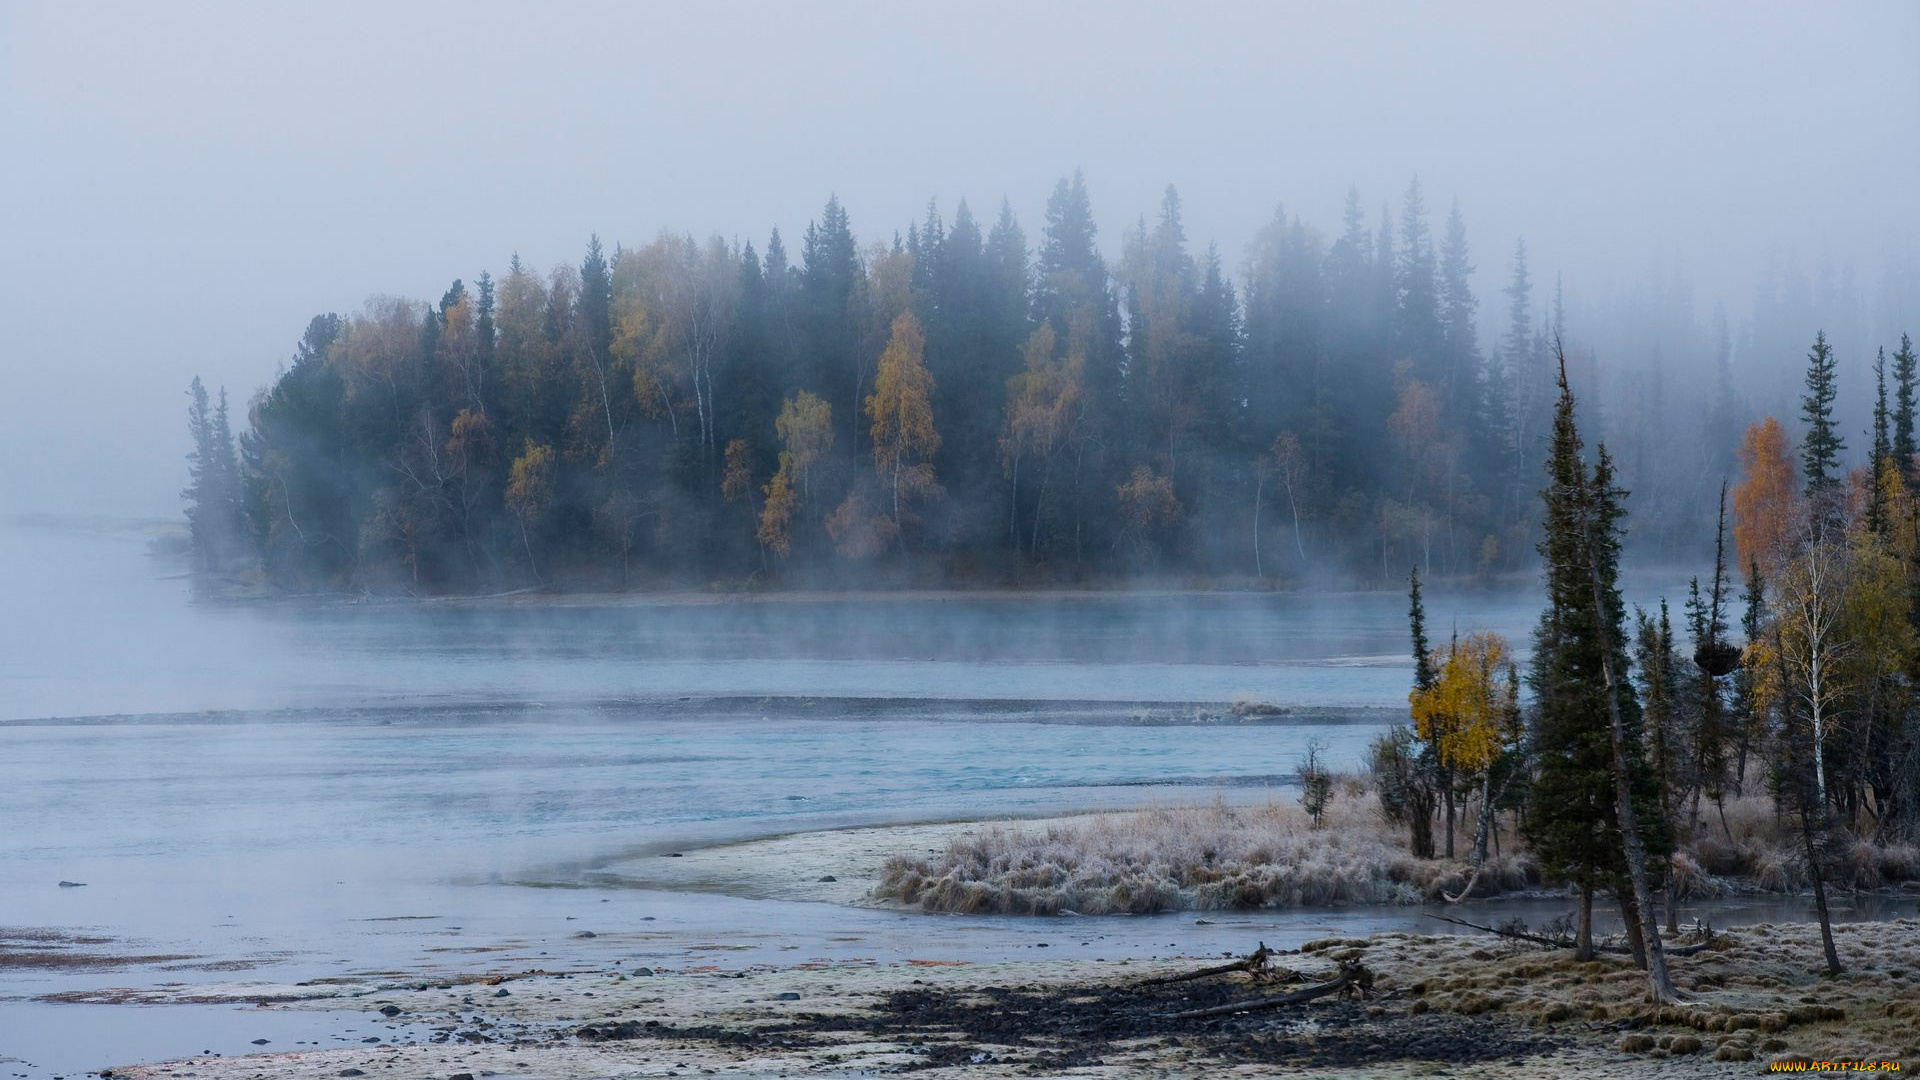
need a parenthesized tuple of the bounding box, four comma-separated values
(1160, 962, 1369, 1020)
(1136, 942, 1274, 988)
(1424, 914, 1716, 956)
(1423, 913, 1575, 949)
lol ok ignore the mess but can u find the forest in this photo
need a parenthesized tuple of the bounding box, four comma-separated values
(178, 173, 1891, 593)
(1363, 330, 1920, 993)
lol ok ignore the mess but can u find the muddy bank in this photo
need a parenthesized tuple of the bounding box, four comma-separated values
(96, 919, 1918, 1079)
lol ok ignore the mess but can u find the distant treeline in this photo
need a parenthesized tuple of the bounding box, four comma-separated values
(184, 174, 1764, 593)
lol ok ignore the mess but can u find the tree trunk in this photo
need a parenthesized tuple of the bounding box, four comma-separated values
(519, 519, 540, 584)
(1800, 802, 1843, 976)
(1583, 538, 1681, 1002)
(1009, 455, 1021, 550)
(1252, 482, 1264, 578)
(1031, 458, 1051, 554)
(1575, 883, 1595, 961)
(1665, 875, 1680, 935)
(1619, 890, 1648, 969)
(1472, 768, 1494, 865)
(1286, 479, 1306, 562)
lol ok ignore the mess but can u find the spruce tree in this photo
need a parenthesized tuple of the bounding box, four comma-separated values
(183, 377, 218, 570)
(578, 235, 611, 360)
(1686, 481, 1738, 830)
(1799, 330, 1843, 502)
(475, 270, 496, 391)
(1732, 560, 1767, 795)
(1525, 354, 1675, 998)
(1895, 332, 1918, 479)
(1382, 564, 1437, 859)
(1395, 177, 1440, 369)
(1870, 347, 1892, 537)
(1410, 565, 1435, 691)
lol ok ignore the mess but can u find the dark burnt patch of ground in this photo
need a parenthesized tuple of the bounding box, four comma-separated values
(575, 969, 1564, 1072)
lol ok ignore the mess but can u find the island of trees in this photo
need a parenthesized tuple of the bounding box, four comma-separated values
(181, 172, 1871, 593)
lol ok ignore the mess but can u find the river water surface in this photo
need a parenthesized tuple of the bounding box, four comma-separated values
(3, 522, 1900, 1076)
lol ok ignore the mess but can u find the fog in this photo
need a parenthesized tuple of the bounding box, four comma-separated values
(2, 0, 1914, 521)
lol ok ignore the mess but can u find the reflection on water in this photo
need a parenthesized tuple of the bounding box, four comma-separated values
(1, 523, 1590, 720)
(8, 521, 1870, 1078)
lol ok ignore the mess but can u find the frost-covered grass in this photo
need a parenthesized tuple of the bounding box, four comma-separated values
(877, 787, 1920, 915)
(1684, 793, 1920, 894)
(875, 792, 1539, 914)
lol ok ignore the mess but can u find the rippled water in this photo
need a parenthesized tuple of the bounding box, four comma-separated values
(8, 521, 1793, 1075)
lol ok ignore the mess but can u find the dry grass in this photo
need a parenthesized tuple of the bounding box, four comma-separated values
(1686, 793, 1920, 893)
(1366, 918, 1920, 1066)
(876, 791, 1539, 914)
(878, 786, 1920, 915)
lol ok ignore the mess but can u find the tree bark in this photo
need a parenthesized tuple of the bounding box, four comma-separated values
(1582, 521, 1681, 1002)
(1800, 802, 1843, 976)
(1575, 883, 1595, 961)
(1252, 481, 1264, 578)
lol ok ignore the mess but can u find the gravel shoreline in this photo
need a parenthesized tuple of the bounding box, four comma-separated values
(91, 920, 1918, 1079)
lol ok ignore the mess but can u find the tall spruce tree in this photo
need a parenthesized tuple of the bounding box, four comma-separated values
(1525, 353, 1676, 998)
(1870, 347, 1893, 537)
(1381, 564, 1438, 859)
(1894, 332, 1918, 480)
(1799, 330, 1843, 502)
(1686, 481, 1739, 832)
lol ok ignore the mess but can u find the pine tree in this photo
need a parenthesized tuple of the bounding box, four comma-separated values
(183, 377, 219, 570)
(1525, 353, 1675, 997)
(1395, 177, 1440, 370)
(1438, 199, 1478, 417)
(1894, 333, 1918, 480)
(1385, 565, 1438, 858)
(474, 270, 496, 402)
(802, 196, 862, 449)
(1686, 481, 1739, 829)
(578, 235, 617, 460)
(1870, 347, 1892, 537)
(1799, 330, 1843, 502)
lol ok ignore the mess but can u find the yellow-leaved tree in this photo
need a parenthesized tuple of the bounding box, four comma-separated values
(757, 392, 834, 564)
(504, 439, 555, 582)
(1001, 322, 1085, 554)
(1410, 630, 1519, 871)
(863, 312, 941, 539)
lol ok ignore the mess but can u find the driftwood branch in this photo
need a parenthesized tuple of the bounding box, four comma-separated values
(1136, 943, 1274, 987)
(1160, 962, 1370, 1020)
(1425, 913, 1717, 956)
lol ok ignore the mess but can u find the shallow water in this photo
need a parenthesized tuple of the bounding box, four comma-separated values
(7, 521, 1855, 1077)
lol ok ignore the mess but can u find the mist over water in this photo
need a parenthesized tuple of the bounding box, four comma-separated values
(3, 5, 1917, 1076)
(1, 522, 1567, 721)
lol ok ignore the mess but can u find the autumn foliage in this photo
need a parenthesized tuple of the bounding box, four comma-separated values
(1732, 417, 1797, 577)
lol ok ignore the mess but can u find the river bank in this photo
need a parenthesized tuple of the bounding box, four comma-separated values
(83, 918, 1918, 1079)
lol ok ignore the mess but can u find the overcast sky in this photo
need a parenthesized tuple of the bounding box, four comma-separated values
(2, 1, 1915, 519)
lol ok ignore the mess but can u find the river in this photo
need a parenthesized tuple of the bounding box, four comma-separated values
(4, 521, 1899, 1076)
